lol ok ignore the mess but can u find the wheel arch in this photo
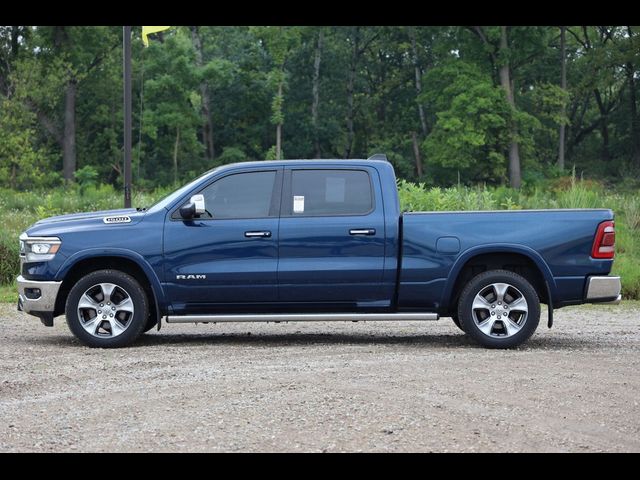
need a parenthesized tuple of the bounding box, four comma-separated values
(54, 249, 165, 323)
(441, 244, 556, 314)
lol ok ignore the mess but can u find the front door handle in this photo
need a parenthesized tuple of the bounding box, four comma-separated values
(244, 231, 272, 238)
(349, 228, 376, 236)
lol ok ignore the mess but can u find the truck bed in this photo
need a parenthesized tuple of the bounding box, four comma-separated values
(398, 209, 614, 312)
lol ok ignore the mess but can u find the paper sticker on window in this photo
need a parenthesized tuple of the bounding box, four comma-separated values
(293, 195, 305, 213)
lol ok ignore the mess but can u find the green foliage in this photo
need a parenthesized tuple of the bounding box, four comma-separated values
(0, 233, 19, 285)
(421, 61, 511, 183)
(74, 165, 98, 195)
(1, 26, 638, 189)
(217, 146, 247, 164)
(622, 197, 640, 232)
(264, 145, 283, 161)
(0, 94, 59, 189)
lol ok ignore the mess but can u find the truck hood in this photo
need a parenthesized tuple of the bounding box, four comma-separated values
(26, 208, 146, 236)
(33, 208, 139, 225)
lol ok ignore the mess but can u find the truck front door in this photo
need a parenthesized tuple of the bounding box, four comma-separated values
(163, 168, 282, 314)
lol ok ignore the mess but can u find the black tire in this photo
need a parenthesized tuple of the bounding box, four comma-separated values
(451, 312, 465, 332)
(457, 269, 540, 349)
(65, 269, 149, 348)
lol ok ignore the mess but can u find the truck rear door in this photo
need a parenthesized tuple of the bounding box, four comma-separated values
(277, 166, 387, 308)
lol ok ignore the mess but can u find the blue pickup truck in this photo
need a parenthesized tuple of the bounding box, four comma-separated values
(17, 157, 621, 349)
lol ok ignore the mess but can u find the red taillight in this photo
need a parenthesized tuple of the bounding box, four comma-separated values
(591, 220, 615, 259)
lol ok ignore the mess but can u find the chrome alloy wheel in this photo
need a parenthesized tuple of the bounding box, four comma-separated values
(76, 283, 135, 338)
(471, 282, 528, 338)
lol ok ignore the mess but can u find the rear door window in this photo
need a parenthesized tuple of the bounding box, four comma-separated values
(290, 169, 373, 216)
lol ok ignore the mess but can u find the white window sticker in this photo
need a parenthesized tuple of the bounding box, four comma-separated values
(293, 195, 305, 213)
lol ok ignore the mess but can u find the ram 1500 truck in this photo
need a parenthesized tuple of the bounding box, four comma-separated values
(17, 157, 621, 349)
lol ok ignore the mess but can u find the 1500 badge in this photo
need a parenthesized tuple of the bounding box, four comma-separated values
(103, 216, 132, 224)
(176, 274, 207, 280)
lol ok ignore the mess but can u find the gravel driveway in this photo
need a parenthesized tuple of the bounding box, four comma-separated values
(1, 302, 639, 452)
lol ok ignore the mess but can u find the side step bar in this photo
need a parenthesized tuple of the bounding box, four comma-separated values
(165, 312, 439, 324)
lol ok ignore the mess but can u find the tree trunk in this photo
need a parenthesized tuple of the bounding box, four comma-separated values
(10, 164, 16, 190)
(558, 26, 567, 170)
(499, 26, 521, 189)
(410, 28, 428, 138)
(593, 88, 611, 163)
(275, 80, 283, 160)
(311, 29, 323, 159)
(190, 26, 215, 161)
(627, 27, 640, 169)
(62, 79, 77, 182)
(628, 62, 640, 168)
(173, 126, 180, 184)
(344, 28, 359, 159)
(10, 26, 20, 58)
(412, 131, 423, 178)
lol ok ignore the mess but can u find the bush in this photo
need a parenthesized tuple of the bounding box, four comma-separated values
(218, 146, 247, 164)
(0, 234, 19, 285)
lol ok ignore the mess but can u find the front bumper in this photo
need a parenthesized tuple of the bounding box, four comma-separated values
(17, 275, 62, 321)
(585, 276, 622, 304)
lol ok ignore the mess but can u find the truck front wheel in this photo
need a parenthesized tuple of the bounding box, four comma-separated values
(65, 269, 149, 348)
(457, 269, 540, 349)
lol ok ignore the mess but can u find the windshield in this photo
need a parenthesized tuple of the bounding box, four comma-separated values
(146, 167, 220, 213)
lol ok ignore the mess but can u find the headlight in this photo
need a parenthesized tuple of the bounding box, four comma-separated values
(19, 233, 62, 262)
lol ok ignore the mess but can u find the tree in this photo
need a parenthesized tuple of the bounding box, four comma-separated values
(311, 27, 324, 159)
(34, 27, 120, 182)
(141, 27, 202, 185)
(190, 26, 215, 161)
(468, 26, 524, 188)
(251, 26, 301, 160)
(420, 60, 512, 184)
(1, 25, 638, 190)
(558, 26, 567, 170)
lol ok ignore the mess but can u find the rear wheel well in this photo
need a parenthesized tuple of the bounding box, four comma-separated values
(448, 252, 548, 315)
(54, 257, 158, 323)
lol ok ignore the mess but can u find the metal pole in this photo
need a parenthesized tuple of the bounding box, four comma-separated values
(123, 26, 132, 208)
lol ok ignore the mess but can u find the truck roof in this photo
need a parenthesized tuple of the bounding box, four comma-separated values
(218, 158, 392, 169)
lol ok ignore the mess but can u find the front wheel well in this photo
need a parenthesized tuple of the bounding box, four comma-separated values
(448, 252, 548, 315)
(54, 257, 158, 323)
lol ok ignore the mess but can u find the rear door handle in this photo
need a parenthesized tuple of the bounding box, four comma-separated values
(349, 228, 376, 236)
(244, 231, 272, 238)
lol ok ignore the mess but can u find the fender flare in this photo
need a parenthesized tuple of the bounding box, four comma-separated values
(55, 248, 167, 309)
(440, 243, 557, 311)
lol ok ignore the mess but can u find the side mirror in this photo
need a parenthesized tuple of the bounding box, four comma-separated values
(191, 194, 205, 215)
(179, 194, 206, 219)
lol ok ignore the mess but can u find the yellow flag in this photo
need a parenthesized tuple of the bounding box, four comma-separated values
(142, 26, 172, 47)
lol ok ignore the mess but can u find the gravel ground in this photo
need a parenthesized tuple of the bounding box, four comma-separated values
(1, 302, 639, 452)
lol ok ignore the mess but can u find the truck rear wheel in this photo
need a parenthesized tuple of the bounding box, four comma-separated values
(457, 269, 540, 349)
(65, 269, 149, 348)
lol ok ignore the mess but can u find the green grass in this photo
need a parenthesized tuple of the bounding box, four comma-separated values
(1, 179, 638, 299)
(0, 282, 17, 303)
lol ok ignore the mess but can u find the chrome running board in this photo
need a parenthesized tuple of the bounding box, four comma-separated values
(165, 312, 438, 323)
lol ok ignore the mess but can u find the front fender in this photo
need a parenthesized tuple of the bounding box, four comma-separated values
(55, 248, 167, 307)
